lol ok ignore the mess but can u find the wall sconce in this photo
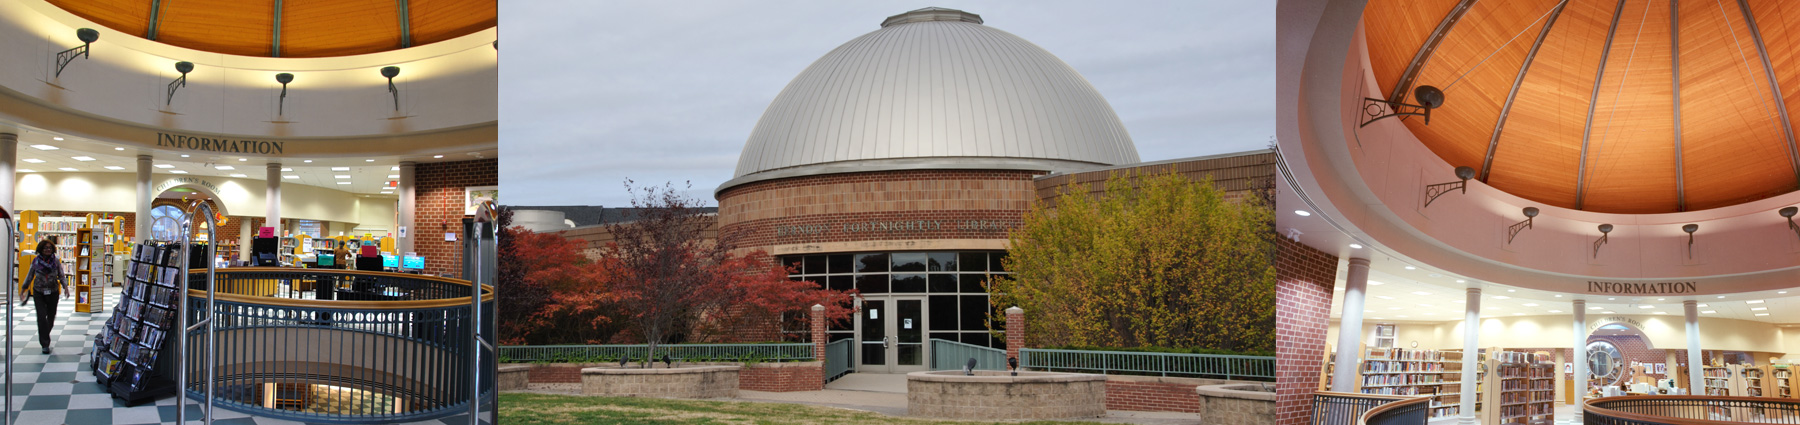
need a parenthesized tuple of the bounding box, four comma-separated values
(275, 73, 294, 115)
(1782, 207, 1800, 242)
(1361, 85, 1444, 127)
(1683, 224, 1699, 258)
(1593, 224, 1612, 258)
(166, 61, 193, 105)
(1424, 166, 1476, 208)
(1506, 207, 1539, 244)
(381, 66, 401, 111)
(54, 28, 99, 78)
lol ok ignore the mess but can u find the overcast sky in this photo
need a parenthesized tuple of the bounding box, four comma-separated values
(499, 1, 1273, 207)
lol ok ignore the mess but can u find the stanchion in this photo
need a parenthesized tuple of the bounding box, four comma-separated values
(173, 199, 218, 425)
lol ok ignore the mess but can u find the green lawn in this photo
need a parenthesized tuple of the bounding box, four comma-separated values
(497, 392, 1111, 425)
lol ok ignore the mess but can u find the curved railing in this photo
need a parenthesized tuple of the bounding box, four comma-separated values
(1586, 395, 1800, 424)
(180, 268, 495, 424)
(1312, 391, 1428, 425)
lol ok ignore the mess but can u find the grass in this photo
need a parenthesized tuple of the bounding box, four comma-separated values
(497, 392, 1112, 425)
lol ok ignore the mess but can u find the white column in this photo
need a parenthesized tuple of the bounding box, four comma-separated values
(1573, 299, 1588, 419)
(136, 155, 152, 241)
(1459, 287, 1482, 425)
(1686, 300, 1703, 393)
(1330, 257, 1371, 392)
(266, 163, 281, 235)
(398, 161, 416, 255)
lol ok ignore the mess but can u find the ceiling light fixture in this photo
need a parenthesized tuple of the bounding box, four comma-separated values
(337, 182, 351, 185)
(331, 167, 350, 171)
(30, 145, 57, 151)
(181, 154, 189, 158)
(171, 170, 187, 174)
(103, 166, 123, 170)
(229, 173, 246, 178)
(275, 73, 294, 115)
(1508, 207, 1539, 244)
(71, 156, 93, 161)
(16, 169, 33, 173)
(167, 61, 193, 105)
(1404, 266, 1417, 270)
(1683, 224, 1700, 258)
(387, 175, 399, 178)
(1749, 300, 1765, 304)
(304, 160, 312, 163)
(1594, 224, 1612, 258)
(1348, 243, 1363, 249)
(433, 155, 443, 159)
(53, 28, 99, 78)
(154, 164, 173, 168)
(283, 175, 298, 179)
(281, 168, 293, 172)
(21, 159, 43, 164)
(381, 66, 402, 110)
(113, 147, 123, 151)
(1294, 210, 1311, 217)
(1702, 310, 1716, 314)
(57, 168, 75, 171)
(51, 137, 63, 141)
(1423, 165, 1475, 208)
(215, 166, 234, 170)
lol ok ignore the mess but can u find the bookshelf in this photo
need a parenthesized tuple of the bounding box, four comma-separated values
(1775, 366, 1794, 399)
(1705, 366, 1737, 396)
(73, 228, 94, 313)
(1747, 366, 1768, 397)
(93, 243, 185, 406)
(1318, 345, 1481, 420)
(1483, 350, 1553, 425)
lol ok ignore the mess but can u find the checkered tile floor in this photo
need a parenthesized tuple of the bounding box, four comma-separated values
(1, 286, 493, 425)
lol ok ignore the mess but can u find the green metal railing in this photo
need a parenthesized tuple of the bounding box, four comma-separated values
(929, 339, 1008, 372)
(824, 339, 853, 381)
(497, 343, 814, 363)
(1020, 348, 1275, 381)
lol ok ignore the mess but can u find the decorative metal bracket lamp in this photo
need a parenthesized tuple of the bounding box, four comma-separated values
(275, 73, 294, 115)
(166, 61, 193, 105)
(1593, 224, 1612, 258)
(53, 28, 98, 78)
(1424, 166, 1477, 208)
(380, 66, 401, 111)
(1783, 207, 1800, 241)
(1683, 224, 1699, 258)
(1361, 85, 1444, 127)
(1506, 207, 1539, 244)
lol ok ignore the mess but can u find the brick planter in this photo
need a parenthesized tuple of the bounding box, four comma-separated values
(734, 361, 823, 392)
(498, 365, 531, 391)
(1196, 383, 1276, 424)
(581, 365, 741, 399)
(907, 370, 1106, 420)
(1104, 375, 1251, 413)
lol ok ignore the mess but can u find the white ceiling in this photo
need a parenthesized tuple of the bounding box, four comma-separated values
(6, 128, 496, 197)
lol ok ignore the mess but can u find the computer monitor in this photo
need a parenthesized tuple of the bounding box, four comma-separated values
(401, 255, 424, 270)
(382, 255, 399, 268)
(317, 255, 335, 267)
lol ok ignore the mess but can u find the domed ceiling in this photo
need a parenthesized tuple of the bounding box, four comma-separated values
(1365, 0, 1800, 213)
(48, 0, 495, 58)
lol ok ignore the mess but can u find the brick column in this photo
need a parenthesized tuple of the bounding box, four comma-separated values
(1005, 306, 1024, 369)
(810, 304, 826, 361)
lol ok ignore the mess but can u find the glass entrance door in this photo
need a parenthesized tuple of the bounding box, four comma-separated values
(856, 296, 928, 373)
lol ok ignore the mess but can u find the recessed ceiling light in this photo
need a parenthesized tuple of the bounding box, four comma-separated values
(57, 167, 75, 171)
(1411, 291, 1431, 296)
(171, 170, 187, 174)
(21, 159, 43, 164)
(1749, 300, 1765, 304)
(1396, 315, 1408, 318)
(1658, 298, 1665, 301)
(1719, 296, 1727, 299)
(30, 145, 56, 150)
(1702, 310, 1716, 314)
(1609, 298, 1616, 300)
(365, 159, 375, 162)
(331, 167, 350, 171)
(1294, 210, 1311, 217)
(181, 154, 189, 157)
(1456, 279, 1466, 283)
(433, 155, 443, 158)
(238, 158, 247, 161)
(229, 173, 247, 178)
(283, 175, 298, 179)
(387, 175, 399, 178)
(1492, 296, 1509, 300)
(1348, 243, 1363, 249)
(281, 168, 293, 172)
(1374, 295, 1394, 300)
(1753, 307, 1768, 311)
(1654, 312, 1667, 315)
(16, 169, 33, 173)
(1554, 294, 1563, 297)
(1590, 307, 1604, 310)
(1698, 304, 1708, 307)
(1637, 305, 1654, 309)
(154, 164, 173, 168)
(1783, 291, 1790, 294)
(1758, 313, 1771, 316)
(114, 147, 123, 151)
(103, 166, 124, 170)
(1367, 281, 1385, 286)
(1508, 289, 1516, 292)
(71, 156, 94, 161)
(391, 166, 399, 170)
(1522, 303, 1538, 307)
(336, 182, 351, 185)
(1404, 266, 1416, 270)
(1548, 310, 1562, 313)
(215, 166, 234, 170)
(1372, 317, 1385, 320)
(1602, 311, 1616, 314)
(304, 160, 313, 163)
(380, 191, 393, 194)
(51, 137, 62, 141)
(335, 175, 351, 179)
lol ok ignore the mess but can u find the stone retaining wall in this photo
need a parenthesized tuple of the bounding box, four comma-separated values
(1197, 383, 1277, 424)
(907, 371, 1106, 420)
(581, 365, 740, 399)
(498, 365, 531, 391)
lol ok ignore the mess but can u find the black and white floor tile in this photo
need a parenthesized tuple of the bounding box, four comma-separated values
(1, 286, 491, 425)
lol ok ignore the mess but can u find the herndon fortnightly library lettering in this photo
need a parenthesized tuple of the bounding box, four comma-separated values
(156, 133, 284, 154)
(1586, 281, 1699, 295)
(775, 219, 1013, 238)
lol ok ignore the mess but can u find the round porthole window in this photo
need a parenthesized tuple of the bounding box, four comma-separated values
(1586, 340, 1625, 387)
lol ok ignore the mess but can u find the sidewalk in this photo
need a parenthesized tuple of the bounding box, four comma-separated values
(730, 373, 1199, 424)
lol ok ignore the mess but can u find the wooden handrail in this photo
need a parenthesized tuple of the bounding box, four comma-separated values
(1357, 394, 1430, 425)
(1584, 395, 1800, 425)
(180, 267, 496, 310)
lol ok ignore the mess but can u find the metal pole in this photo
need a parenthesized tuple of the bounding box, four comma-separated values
(470, 201, 495, 425)
(175, 200, 217, 425)
(1, 210, 14, 425)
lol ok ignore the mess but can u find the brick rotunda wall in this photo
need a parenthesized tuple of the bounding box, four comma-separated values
(1275, 236, 1340, 425)
(716, 170, 1039, 254)
(413, 159, 497, 278)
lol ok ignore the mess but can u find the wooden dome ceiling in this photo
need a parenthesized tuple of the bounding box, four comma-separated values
(1365, 0, 1800, 213)
(48, 0, 495, 58)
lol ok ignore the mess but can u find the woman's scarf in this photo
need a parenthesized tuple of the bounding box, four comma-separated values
(30, 253, 56, 275)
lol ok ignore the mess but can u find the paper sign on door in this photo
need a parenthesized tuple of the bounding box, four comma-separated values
(903, 319, 913, 329)
(869, 309, 879, 319)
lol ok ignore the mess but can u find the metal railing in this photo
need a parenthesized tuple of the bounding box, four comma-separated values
(182, 268, 495, 424)
(1019, 348, 1275, 381)
(1586, 395, 1800, 424)
(497, 343, 815, 363)
(825, 339, 853, 381)
(1311, 392, 1423, 425)
(928, 339, 1006, 372)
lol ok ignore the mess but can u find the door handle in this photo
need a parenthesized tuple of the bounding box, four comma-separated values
(883, 337, 891, 349)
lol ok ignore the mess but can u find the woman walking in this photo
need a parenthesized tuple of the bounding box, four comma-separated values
(21, 240, 67, 354)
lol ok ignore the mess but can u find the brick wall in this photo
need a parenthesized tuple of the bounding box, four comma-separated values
(1105, 377, 1205, 413)
(413, 159, 498, 277)
(717, 170, 1038, 251)
(1033, 151, 1276, 205)
(1275, 236, 1340, 425)
(736, 362, 824, 392)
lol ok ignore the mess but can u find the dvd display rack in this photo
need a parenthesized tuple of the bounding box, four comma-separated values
(1483, 349, 1553, 425)
(73, 228, 94, 313)
(92, 243, 185, 405)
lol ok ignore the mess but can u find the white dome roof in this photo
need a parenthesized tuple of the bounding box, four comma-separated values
(725, 8, 1139, 190)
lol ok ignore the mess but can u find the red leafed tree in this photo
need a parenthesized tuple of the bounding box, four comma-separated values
(604, 180, 857, 363)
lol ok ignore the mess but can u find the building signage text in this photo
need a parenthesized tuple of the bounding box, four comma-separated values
(774, 218, 1015, 239)
(155, 177, 222, 195)
(1586, 281, 1697, 295)
(157, 133, 284, 155)
(1589, 316, 1646, 332)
